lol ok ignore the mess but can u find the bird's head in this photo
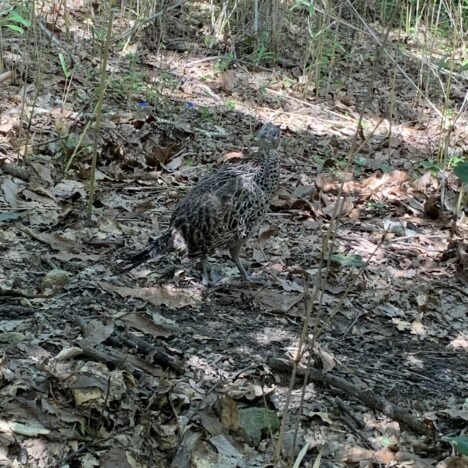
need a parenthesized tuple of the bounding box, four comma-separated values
(255, 122, 281, 149)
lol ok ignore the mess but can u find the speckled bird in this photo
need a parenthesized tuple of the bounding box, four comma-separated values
(122, 122, 281, 284)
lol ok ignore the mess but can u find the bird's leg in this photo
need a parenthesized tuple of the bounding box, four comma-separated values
(229, 245, 249, 280)
(201, 257, 210, 286)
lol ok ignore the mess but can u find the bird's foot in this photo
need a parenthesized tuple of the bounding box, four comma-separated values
(200, 261, 225, 287)
(240, 274, 267, 285)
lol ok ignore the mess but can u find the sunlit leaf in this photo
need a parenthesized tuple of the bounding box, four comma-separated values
(59, 53, 71, 78)
(5, 24, 24, 34)
(8, 10, 31, 27)
(447, 436, 468, 456)
(454, 161, 468, 184)
(331, 254, 364, 268)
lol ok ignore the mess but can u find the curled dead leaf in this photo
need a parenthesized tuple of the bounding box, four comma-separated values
(223, 151, 244, 162)
(257, 226, 279, 247)
(360, 170, 410, 199)
(147, 144, 181, 167)
(415, 171, 439, 193)
(316, 172, 354, 194)
(22, 187, 58, 207)
(162, 154, 184, 172)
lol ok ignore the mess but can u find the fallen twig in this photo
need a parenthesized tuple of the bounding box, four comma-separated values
(270, 358, 434, 436)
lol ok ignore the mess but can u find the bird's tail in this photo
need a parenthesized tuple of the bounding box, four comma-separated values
(119, 231, 174, 272)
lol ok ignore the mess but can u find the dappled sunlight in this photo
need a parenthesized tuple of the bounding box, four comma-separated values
(1, 0, 467, 466)
(449, 333, 468, 350)
(253, 327, 297, 347)
(404, 353, 424, 369)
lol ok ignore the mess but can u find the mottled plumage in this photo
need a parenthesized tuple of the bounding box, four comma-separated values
(122, 122, 281, 283)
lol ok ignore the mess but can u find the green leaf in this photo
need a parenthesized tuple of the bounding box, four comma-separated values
(7, 10, 31, 27)
(239, 407, 280, 445)
(331, 254, 364, 268)
(447, 436, 468, 456)
(459, 61, 468, 72)
(59, 53, 71, 78)
(454, 161, 468, 184)
(5, 24, 24, 34)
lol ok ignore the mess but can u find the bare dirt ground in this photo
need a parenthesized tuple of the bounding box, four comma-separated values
(1, 2, 467, 467)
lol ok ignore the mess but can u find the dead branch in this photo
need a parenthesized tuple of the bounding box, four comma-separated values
(269, 358, 434, 436)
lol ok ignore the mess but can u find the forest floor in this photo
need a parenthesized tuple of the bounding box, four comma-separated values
(0, 1, 467, 467)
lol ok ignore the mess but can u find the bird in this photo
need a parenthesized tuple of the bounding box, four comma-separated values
(121, 122, 281, 284)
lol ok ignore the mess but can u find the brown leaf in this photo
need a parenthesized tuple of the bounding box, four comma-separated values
(119, 312, 175, 338)
(99, 281, 202, 309)
(100, 447, 132, 468)
(437, 456, 468, 468)
(147, 145, 180, 167)
(254, 290, 302, 312)
(257, 226, 279, 247)
(30, 162, 54, 185)
(335, 447, 398, 464)
(163, 154, 184, 172)
(81, 319, 115, 348)
(415, 171, 439, 193)
(22, 188, 58, 207)
(1, 177, 21, 206)
(223, 151, 244, 162)
(218, 70, 237, 93)
(220, 396, 240, 431)
(20, 227, 79, 253)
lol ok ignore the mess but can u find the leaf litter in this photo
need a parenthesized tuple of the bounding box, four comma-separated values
(0, 3, 467, 467)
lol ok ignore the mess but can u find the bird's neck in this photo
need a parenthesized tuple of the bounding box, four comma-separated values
(255, 149, 280, 190)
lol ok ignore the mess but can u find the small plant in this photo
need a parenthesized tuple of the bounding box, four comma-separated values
(282, 76, 295, 89)
(199, 106, 212, 121)
(203, 34, 217, 48)
(252, 39, 276, 65)
(214, 53, 235, 73)
(448, 154, 465, 169)
(334, 159, 348, 170)
(59, 53, 72, 79)
(0, 8, 30, 34)
(367, 200, 387, 212)
(108, 70, 146, 103)
(355, 156, 367, 166)
(224, 99, 236, 109)
(310, 154, 323, 165)
(454, 160, 468, 184)
(421, 159, 442, 175)
(291, 0, 315, 15)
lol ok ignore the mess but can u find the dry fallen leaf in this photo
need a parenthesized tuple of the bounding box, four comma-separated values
(52, 180, 87, 199)
(1, 177, 21, 206)
(99, 281, 202, 309)
(163, 154, 184, 172)
(217, 70, 237, 93)
(220, 395, 240, 431)
(118, 312, 175, 338)
(0, 420, 50, 437)
(254, 290, 302, 312)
